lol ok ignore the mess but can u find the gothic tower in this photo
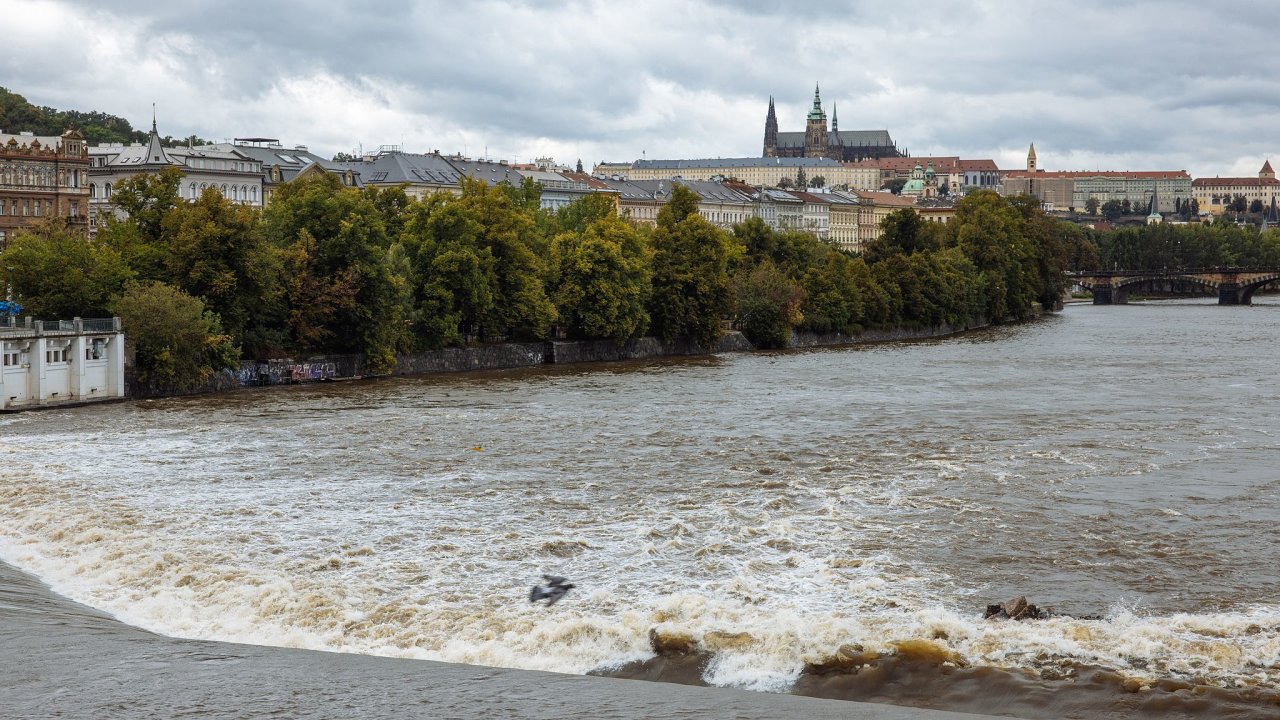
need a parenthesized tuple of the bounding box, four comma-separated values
(763, 96, 779, 157)
(805, 83, 828, 158)
(1027, 142, 1038, 172)
(830, 103, 841, 160)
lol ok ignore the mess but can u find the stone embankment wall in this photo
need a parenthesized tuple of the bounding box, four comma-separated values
(789, 318, 989, 348)
(393, 343, 548, 376)
(207, 320, 1005, 394)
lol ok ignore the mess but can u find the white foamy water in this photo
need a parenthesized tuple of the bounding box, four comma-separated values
(3, 300, 1280, 694)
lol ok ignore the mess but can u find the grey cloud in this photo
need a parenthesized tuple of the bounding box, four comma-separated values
(12, 0, 1280, 174)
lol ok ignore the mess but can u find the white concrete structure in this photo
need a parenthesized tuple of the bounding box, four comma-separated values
(0, 317, 125, 410)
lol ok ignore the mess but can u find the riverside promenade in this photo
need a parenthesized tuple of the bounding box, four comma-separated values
(0, 560, 1005, 720)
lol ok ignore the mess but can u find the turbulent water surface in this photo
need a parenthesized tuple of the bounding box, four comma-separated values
(3, 299, 1280, 717)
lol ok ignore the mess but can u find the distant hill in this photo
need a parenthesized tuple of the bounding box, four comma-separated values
(0, 86, 209, 146)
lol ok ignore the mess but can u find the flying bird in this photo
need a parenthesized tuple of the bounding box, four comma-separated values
(529, 574, 575, 606)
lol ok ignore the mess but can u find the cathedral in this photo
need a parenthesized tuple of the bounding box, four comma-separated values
(763, 85, 903, 162)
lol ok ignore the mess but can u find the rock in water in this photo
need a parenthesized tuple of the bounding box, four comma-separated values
(984, 595, 1051, 620)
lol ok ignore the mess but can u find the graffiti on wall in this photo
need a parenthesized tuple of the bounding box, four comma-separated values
(235, 359, 345, 387)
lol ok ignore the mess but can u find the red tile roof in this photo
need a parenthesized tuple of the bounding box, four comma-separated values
(1005, 170, 1190, 179)
(854, 190, 915, 206)
(1191, 176, 1280, 188)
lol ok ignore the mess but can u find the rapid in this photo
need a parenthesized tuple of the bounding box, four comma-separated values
(2, 299, 1279, 717)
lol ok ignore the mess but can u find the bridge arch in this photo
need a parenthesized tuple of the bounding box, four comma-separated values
(1111, 273, 1219, 303)
(1239, 273, 1280, 304)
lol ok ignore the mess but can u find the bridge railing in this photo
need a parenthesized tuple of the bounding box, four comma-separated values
(1067, 267, 1280, 277)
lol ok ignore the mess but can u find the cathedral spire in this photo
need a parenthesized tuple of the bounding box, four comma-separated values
(807, 83, 826, 121)
(763, 95, 779, 157)
(832, 103, 838, 134)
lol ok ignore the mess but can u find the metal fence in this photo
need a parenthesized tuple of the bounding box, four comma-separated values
(0, 317, 119, 336)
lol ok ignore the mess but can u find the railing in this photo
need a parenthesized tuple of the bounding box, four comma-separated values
(0, 317, 120, 336)
(1068, 267, 1280, 277)
(81, 318, 118, 333)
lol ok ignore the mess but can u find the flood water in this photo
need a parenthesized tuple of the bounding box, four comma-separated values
(3, 299, 1279, 717)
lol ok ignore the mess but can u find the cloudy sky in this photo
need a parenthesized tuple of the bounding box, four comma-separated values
(5, 0, 1279, 177)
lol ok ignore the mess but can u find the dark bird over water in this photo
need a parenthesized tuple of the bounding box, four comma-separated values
(529, 574, 575, 606)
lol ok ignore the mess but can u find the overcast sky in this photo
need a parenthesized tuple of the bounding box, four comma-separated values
(5, 0, 1279, 177)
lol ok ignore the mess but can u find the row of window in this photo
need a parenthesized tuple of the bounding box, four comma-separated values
(187, 183, 259, 202)
(0, 166, 86, 189)
(0, 198, 54, 217)
(187, 158, 261, 173)
(2, 345, 104, 367)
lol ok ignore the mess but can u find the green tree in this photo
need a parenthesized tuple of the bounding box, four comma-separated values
(733, 216, 777, 266)
(810, 175, 827, 189)
(549, 215, 651, 343)
(263, 174, 409, 371)
(883, 178, 908, 195)
(950, 191, 1037, 321)
(648, 185, 735, 347)
(112, 280, 238, 389)
(733, 260, 803, 348)
(1085, 197, 1100, 215)
(109, 166, 184, 245)
(1101, 200, 1123, 220)
(555, 193, 618, 235)
(862, 208, 943, 263)
(162, 189, 278, 349)
(0, 218, 134, 319)
(456, 178, 556, 340)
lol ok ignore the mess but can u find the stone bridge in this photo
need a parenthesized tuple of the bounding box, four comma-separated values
(1068, 268, 1280, 305)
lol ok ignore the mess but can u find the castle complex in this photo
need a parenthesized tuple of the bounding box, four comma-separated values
(763, 85, 903, 162)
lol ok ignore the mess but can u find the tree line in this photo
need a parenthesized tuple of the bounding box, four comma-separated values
(0, 86, 208, 146)
(1, 169, 1076, 389)
(1076, 221, 1280, 271)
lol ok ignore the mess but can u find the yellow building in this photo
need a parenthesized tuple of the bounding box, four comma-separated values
(1192, 162, 1280, 215)
(852, 190, 915, 245)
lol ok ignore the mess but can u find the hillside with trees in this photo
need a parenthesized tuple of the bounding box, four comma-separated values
(0, 86, 209, 145)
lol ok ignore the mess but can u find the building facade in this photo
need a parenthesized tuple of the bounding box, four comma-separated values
(88, 121, 263, 232)
(208, 139, 360, 204)
(763, 85, 902, 161)
(1192, 162, 1280, 216)
(0, 129, 90, 249)
(1002, 145, 1189, 212)
(606, 156, 881, 191)
(852, 190, 916, 246)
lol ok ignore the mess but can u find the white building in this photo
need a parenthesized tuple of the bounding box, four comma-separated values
(1, 317, 126, 410)
(88, 120, 264, 233)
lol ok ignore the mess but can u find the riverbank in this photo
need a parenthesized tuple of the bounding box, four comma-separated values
(0, 558, 1003, 720)
(126, 314, 1008, 402)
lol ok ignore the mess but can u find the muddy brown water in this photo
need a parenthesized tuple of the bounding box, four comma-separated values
(2, 299, 1279, 718)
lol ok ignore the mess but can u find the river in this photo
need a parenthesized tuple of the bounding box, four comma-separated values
(2, 299, 1279, 718)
